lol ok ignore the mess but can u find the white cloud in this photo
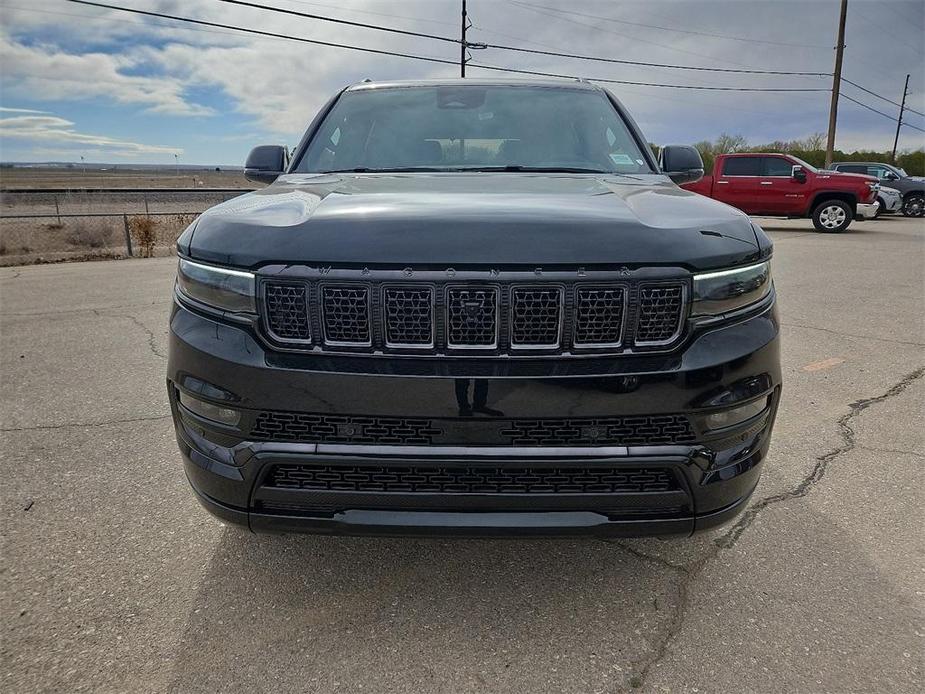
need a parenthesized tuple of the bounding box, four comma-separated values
(0, 113, 181, 156)
(0, 34, 212, 117)
(0, 106, 49, 114)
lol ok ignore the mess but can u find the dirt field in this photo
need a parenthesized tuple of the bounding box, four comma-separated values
(0, 167, 253, 189)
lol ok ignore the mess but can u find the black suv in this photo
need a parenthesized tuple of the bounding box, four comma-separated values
(168, 80, 780, 537)
(829, 161, 924, 217)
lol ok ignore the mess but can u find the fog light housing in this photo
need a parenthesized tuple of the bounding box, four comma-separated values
(177, 390, 241, 426)
(704, 396, 769, 431)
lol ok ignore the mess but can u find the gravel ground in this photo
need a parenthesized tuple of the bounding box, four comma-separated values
(1, 214, 923, 693)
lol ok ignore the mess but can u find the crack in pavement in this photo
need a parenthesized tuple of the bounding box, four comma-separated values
(96, 310, 168, 360)
(1, 300, 170, 319)
(856, 445, 925, 459)
(1, 413, 171, 433)
(617, 366, 925, 692)
(782, 322, 925, 347)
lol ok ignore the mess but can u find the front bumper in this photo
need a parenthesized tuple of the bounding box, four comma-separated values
(168, 296, 781, 537)
(857, 202, 880, 219)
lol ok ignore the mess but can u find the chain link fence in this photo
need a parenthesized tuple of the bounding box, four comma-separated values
(0, 188, 251, 260)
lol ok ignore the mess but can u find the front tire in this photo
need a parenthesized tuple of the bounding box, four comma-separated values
(902, 194, 924, 217)
(874, 197, 885, 218)
(812, 199, 853, 232)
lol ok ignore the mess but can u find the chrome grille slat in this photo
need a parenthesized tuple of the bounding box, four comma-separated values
(635, 285, 685, 346)
(384, 286, 434, 347)
(261, 276, 687, 355)
(321, 284, 371, 346)
(574, 286, 625, 347)
(446, 286, 498, 349)
(511, 286, 563, 348)
(264, 283, 311, 341)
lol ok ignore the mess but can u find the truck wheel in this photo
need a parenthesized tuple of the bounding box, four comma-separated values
(812, 200, 853, 232)
(902, 194, 924, 217)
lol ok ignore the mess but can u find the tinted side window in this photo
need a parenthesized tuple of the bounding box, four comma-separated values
(837, 164, 866, 174)
(721, 157, 761, 176)
(763, 157, 794, 177)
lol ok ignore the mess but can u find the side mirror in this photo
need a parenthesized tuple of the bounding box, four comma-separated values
(792, 165, 807, 183)
(245, 145, 289, 184)
(659, 145, 704, 185)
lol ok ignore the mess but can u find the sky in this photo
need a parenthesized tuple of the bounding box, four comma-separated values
(0, 0, 923, 165)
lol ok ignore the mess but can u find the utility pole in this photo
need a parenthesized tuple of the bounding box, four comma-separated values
(824, 0, 848, 169)
(460, 0, 467, 77)
(891, 74, 910, 163)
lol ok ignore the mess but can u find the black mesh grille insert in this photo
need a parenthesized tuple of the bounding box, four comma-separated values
(635, 285, 684, 344)
(511, 286, 562, 347)
(574, 286, 625, 346)
(321, 285, 371, 345)
(500, 415, 696, 446)
(447, 286, 498, 348)
(251, 412, 442, 444)
(267, 464, 679, 494)
(264, 283, 310, 340)
(384, 286, 433, 346)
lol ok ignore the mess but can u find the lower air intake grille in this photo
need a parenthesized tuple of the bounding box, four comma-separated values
(446, 286, 498, 348)
(500, 414, 696, 446)
(511, 286, 562, 347)
(635, 285, 684, 344)
(264, 283, 310, 340)
(266, 464, 679, 494)
(321, 285, 371, 345)
(251, 413, 442, 445)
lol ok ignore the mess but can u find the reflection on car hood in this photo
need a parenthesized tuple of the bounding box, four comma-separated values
(187, 172, 761, 270)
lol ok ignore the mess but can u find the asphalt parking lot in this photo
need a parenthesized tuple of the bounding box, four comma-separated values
(2, 214, 923, 693)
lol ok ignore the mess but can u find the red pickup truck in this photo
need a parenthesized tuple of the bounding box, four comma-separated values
(682, 153, 879, 232)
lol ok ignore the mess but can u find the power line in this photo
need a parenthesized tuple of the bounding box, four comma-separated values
(843, 78, 925, 118)
(468, 62, 828, 92)
(213, 0, 459, 44)
(479, 42, 831, 76)
(63, 0, 461, 66)
(212, 0, 830, 76)
(61, 1, 830, 92)
(840, 93, 925, 132)
(506, 0, 830, 50)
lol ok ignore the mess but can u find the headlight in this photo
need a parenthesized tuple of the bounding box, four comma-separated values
(177, 259, 255, 313)
(692, 261, 771, 317)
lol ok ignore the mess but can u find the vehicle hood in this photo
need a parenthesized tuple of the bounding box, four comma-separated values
(817, 170, 879, 185)
(186, 173, 762, 270)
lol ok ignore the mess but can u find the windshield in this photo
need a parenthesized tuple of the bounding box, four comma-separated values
(789, 155, 818, 173)
(294, 85, 654, 174)
(896, 167, 908, 177)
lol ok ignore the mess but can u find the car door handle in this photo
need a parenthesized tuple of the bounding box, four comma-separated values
(716, 180, 728, 184)
(759, 181, 773, 185)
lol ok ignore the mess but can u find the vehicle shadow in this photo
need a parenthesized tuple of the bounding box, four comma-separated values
(165, 528, 708, 693)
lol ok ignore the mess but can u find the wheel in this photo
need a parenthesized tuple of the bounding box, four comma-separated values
(812, 199, 853, 232)
(902, 194, 924, 217)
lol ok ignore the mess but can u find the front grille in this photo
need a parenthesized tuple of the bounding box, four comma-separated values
(635, 285, 684, 344)
(261, 274, 687, 355)
(266, 464, 679, 494)
(321, 285, 371, 345)
(511, 286, 562, 347)
(384, 286, 433, 347)
(250, 411, 697, 447)
(265, 283, 310, 340)
(446, 286, 498, 348)
(500, 415, 696, 447)
(251, 413, 442, 445)
(574, 286, 625, 346)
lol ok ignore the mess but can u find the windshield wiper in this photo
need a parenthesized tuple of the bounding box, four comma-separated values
(321, 167, 447, 173)
(466, 165, 611, 174)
